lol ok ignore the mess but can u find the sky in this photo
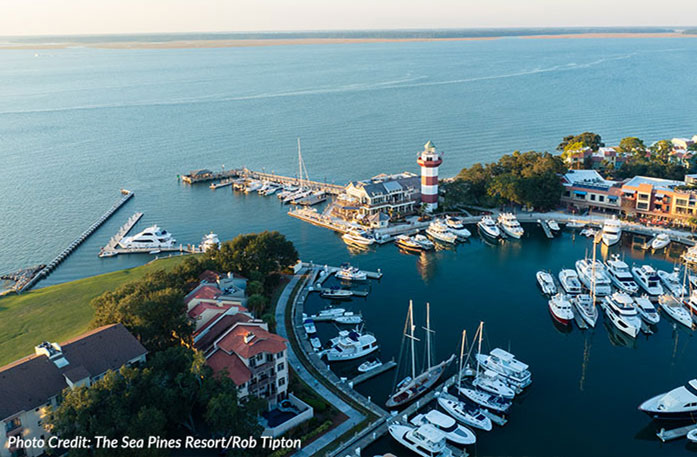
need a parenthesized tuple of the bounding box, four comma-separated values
(0, 0, 696, 36)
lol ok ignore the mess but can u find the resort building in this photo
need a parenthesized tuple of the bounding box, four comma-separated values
(0, 325, 147, 457)
(185, 271, 249, 334)
(620, 175, 697, 219)
(560, 169, 623, 213)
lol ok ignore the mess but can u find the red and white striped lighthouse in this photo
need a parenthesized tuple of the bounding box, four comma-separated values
(417, 140, 442, 211)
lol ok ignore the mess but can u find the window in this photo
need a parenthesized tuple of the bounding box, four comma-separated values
(598, 195, 605, 202)
(277, 362, 285, 372)
(5, 417, 21, 433)
(278, 377, 286, 387)
(590, 194, 596, 201)
(637, 202, 649, 210)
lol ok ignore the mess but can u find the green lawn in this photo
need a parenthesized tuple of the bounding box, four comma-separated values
(0, 256, 188, 366)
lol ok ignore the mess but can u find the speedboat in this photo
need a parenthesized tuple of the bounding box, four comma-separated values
(437, 396, 492, 431)
(388, 424, 453, 457)
(580, 228, 598, 238)
(575, 259, 612, 296)
(200, 232, 221, 252)
(658, 295, 693, 328)
(634, 295, 660, 325)
(688, 428, 697, 443)
(683, 245, 697, 265)
(632, 265, 664, 296)
(477, 215, 501, 239)
(335, 263, 368, 281)
(395, 234, 427, 252)
(444, 216, 472, 238)
(119, 225, 176, 249)
(601, 217, 622, 246)
(303, 318, 317, 335)
(320, 287, 353, 300)
(601, 292, 642, 338)
(651, 233, 671, 250)
(472, 369, 516, 399)
(334, 312, 362, 325)
(497, 213, 524, 239)
(536, 271, 557, 295)
(342, 230, 375, 247)
(475, 348, 531, 389)
(323, 329, 378, 362)
(309, 337, 322, 351)
(457, 386, 512, 413)
(639, 379, 697, 420)
(547, 219, 561, 231)
(657, 267, 688, 297)
(605, 254, 639, 294)
(426, 220, 458, 244)
(572, 294, 598, 328)
(357, 359, 382, 373)
(410, 410, 476, 445)
(558, 269, 582, 294)
(548, 293, 574, 325)
(414, 234, 436, 250)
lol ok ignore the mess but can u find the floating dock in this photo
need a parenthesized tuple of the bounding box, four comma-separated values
(99, 212, 143, 257)
(209, 178, 235, 190)
(657, 424, 697, 442)
(538, 219, 555, 239)
(349, 360, 397, 386)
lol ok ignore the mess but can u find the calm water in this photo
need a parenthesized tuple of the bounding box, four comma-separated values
(2, 38, 697, 456)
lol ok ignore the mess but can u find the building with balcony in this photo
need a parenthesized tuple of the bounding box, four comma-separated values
(0, 325, 147, 457)
(620, 175, 697, 220)
(560, 169, 623, 213)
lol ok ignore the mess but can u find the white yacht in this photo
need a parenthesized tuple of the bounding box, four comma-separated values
(632, 265, 664, 296)
(686, 290, 697, 319)
(335, 263, 368, 281)
(548, 293, 574, 326)
(437, 396, 492, 431)
(320, 287, 353, 300)
(444, 216, 472, 238)
(342, 230, 375, 247)
(658, 295, 693, 328)
(119, 225, 176, 249)
(634, 295, 660, 325)
(651, 233, 671, 250)
(457, 386, 512, 413)
(357, 359, 382, 373)
(475, 348, 531, 389)
(334, 312, 362, 325)
(426, 220, 458, 244)
(477, 215, 501, 239)
(575, 259, 612, 296)
(536, 271, 557, 295)
(639, 379, 697, 420)
(683, 245, 697, 265)
(244, 180, 262, 193)
(572, 294, 598, 328)
(497, 213, 524, 239)
(414, 234, 436, 250)
(388, 424, 453, 457)
(605, 254, 639, 294)
(547, 219, 561, 231)
(396, 234, 432, 252)
(410, 410, 476, 445)
(558, 269, 582, 294)
(472, 369, 516, 399)
(302, 318, 317, 335)
(323, 329, 378, 362)
(601, 292, 642, 338)
(601, 217, 622, 246)
(200, 232, 221, 252)
(657, 267, 688, 297)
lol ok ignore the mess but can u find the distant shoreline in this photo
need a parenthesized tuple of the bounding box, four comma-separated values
(1, 32, 695, 50)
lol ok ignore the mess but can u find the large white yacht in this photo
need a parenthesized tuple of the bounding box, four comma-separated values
(119, 225, 176, 249)
(639, 379, 697, 420)
(601, 292, 642, 338)
(475, 348, 531, 389)
(604, 254, 639, 294)
(444, 216, 472, 238)
(548, 293, 574, 326)
(601, 217, 622, 246)
(388, 424, 453, 457)
(410, 410, 476, 446)
(200, 232, 220, 252)
(341, 230, 375, 247)
(437, 396, 492, 431)
(657, 267, 688, 297)
(634, 295, 660, 325)
(631, 265, 664, 296)
(323, 329, 378, 362)
(658, 295, 693, 328)
(558, 269, 582, 294)
(575, 259, 612, 296)
(572, 294, 598, 328)
(473, 369, 516, 399)
(497, 213, 524, 239)
(426, 220, 458, 244)
(477, 215, 501, 239)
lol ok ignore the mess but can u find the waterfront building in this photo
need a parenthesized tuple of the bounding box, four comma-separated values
(671, 137, 696, 150)
(561, 169, 623, 213)
(417, 140, 443, 211)
(0, 325, 147, 457)
(333, 172, 421, 222)
(620, 175, 697, 219)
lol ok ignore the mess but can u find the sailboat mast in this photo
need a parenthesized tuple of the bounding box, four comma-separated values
(457, 329, 466, 390)
(425, 303, 432, 370)
(476, 321, 483, 375)
(297, 137, 303, 188)
(409, 301, 416, 379)
(591, 235, 597, 302)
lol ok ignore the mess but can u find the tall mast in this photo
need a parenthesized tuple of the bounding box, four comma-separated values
(476, 321, 483, 375)
(425, 302, 432, 370)
(457, 329, 466, 390)
(591, 235, 597, 303)
(409, 301, 416, 379)
(297, 137, 303, 188)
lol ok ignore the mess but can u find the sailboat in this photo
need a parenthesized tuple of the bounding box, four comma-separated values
(386, 301, 455, 409)
(471, 322, 517, 399)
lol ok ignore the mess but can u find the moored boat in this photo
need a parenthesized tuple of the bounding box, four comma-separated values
(475, 348, 531, 389)
(651, 233, 671, 250)
(426, 220, 458, 244)
(633, 295, 660, 325)
(477, 215, 501, 239)
(683, 245, 697, 265)
(457, 386, 512, 413)
(548, 293, 574, 325)
(632, 265, 664, 296)
(601, 292, 642, 338)
(639, 379, 697, 420)
(605, 254, 639, 294)
(388, 424, 453, 457)
(410, 410, 476, 445)
(575, 259, 612, 296)
(601, 217, 622, 246)
(558, 269, 582, 294)
(342, 230, 375, 247)
(536, 271, 557, 295)
(547, 219, 561, 231)
(444, 216, 472, 238)
(323, 328, 378, 362)
(572, 294, 598, 328)
(437, 396, 492, 431)
(657, 267, 688, 297)
(358, 358, 383, 373)
(658, 294, 693, 328)
(497, 213, 524, 239)
(335, 263, 368, 281)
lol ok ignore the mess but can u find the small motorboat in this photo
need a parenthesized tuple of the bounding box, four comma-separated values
(634, 295, 660, 325)
(548, 293, 574, 325)
(334, 312, 363, 325)
(410, 410, 476, 445)
(536, 271, 557, 295)
(547, 219, 561, 231)
(651, 233, 671, 250)
(437, 396, 492, 431)
(335, 263, 368, 281)
(572, 294, 598, 328)
(310, 337, 322, 351)
(559, 269, 582, 294)
(320, 287, 353, 300)
(566, 221, 585, 229)
(303, 318, 317, 335)
(657, 267, 688, 297)
(658, 295, 693, 328)
(358, 359, 383, 373)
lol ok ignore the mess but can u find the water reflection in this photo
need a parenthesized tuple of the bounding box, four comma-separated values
(604, 318, 638, 349)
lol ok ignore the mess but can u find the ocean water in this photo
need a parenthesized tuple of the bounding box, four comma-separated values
(2, 37, 697, 456)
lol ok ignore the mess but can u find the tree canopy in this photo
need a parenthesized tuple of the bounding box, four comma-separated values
(557, 132, 604, 152)
(205, 231, 298, 278)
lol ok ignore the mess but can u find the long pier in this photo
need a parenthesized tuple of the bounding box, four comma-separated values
(99, 212, 144, 257)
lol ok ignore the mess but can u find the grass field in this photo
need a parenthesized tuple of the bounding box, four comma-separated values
(0, 256, 187, 366)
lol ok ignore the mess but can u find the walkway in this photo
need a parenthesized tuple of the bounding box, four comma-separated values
(275, 271, 365, 457)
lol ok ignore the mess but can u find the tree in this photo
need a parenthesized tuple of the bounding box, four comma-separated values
(651, 140, 673, 164)
(247, 294, 268, 316)
(207, 231, 298, 277)
(557, 132, 604, 152)
(618, 137, 646, 156)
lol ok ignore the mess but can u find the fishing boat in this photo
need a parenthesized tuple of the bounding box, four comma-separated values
(410, 410, 476, 445)
(548, 293, 574, 325)
(572, 294, 598, 328)
(320, 287, 353, 300)
(639, 379, 697, 420)
(605, 254, 639, 294)
(558, 269, 582, 294)
(357, 358, 383, 373)
(497, 213, 524, 239)
(342, 230, 375, 247)
(657, 295, 693, 328)
(471, 323, 516, 399)
(444, 216, 472, 238)
(601, 292, 642, 338)
(657, 267, 688, 297)
(601, 217, 622, 246)
(457, 386, 512, 413)
(475, 348, 531, 389)
(335, 263, 368, 281)
(683, 245, 697, 265)
(651, 233, 671, 250)
(437, 395, 492, 431)
(426, 220, 458, 244)
(536, 271, 557, 295)
(323, 328, 378, 362)
(388, 424, 453, 457)
(575, 259, 612, 296)
(632, 265, 664, 296)
(547, 219, 561, 231)
(477, 215, 501, 239)
(386, 302, 455, 408)
(633, 295, 660, 325)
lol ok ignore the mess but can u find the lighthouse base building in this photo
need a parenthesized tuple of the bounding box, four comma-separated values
(417, 140, 443, 212)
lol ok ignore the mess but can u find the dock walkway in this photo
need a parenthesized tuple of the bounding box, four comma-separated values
(99, 212, 143, 257)
(349, 361, 397, 386)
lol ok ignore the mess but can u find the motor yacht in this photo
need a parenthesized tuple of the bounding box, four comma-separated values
(320, 287, 353, 300)
(657, 267, 688, 297)
(426, 220, 458, 244)
(477, 215, 501, 239)
(472, 369, 516, 399)
(410, 410, 476, 445)
(444, 216, 472, 238)
(632, 265, 664, 296)
(200, 232, 221, 252)
(302, 318, 317, 335)
(658, 295, 693, 328)
(342, 230, 375, 247)
(335, 263, 368, 281)
(601, 292, 642, 338)
(683, 245, 697, 265)
(572, 294, 598, 328)
(633, 295, 660, 325)
(244, 180, 262, 193)
(547, 219, 561, 231)
(283, 188, 312, 204)
(414, 234, 436, 250)
(575, 259, 612, 296)
(119, 225, 176, 249)
(323, 329, 378, 362)
(334, 312, 362, 325)
(651, 233, 671, 250)
(639, 379, 697, 420)
(437, 396, 492, 431)
(388, 424, 453, 457)
(601, 217, 622, 246)
(475, 348, 531, 389)
(558, 269, 582, 294)
(457, 386, 512, 413)
(497, 213, 524, 239)
(548, 293, 574, 325)
(309, 337, 322, 351)
(536, 271, 557, 295)
(357, 359, 382, 373)
(395, 234, 429, 252)
(605, 254, 639, 294)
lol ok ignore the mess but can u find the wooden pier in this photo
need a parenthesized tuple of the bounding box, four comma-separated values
(209, 178, 235, 190)
(180, 168, 240, 184)
(99, 212, 143, 257)
(240, 169, 345, 194)
(349, 360, 397, 386)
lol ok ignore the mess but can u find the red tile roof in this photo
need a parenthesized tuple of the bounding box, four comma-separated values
(185, 285, 222, 303)
(217, 324, 287, 359)
(206, 350, 251, 386)
(193, 313, 252, 350)
(188, 301, 232, 320)
(198, 270, 221, 283)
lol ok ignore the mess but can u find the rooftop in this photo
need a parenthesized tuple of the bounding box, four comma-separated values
(216, 323, 287, 359)
(623, 175, 685, 192)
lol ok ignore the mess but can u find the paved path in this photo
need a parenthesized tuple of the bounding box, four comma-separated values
(275, 271, 365, 457)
